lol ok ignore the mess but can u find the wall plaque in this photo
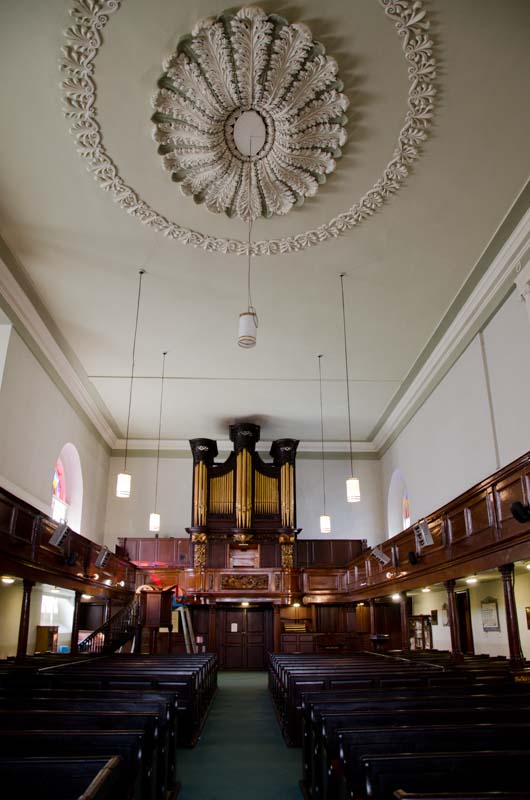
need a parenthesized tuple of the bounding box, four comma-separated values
(481, 596, 500, 632)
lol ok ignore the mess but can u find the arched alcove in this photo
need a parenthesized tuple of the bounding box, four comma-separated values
(387, 468, 410, 538)
(52, 443, 83, 533)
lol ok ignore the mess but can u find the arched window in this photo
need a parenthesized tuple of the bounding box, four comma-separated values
(387, 469, 411, 538)
(50, 444, 83, 533)
(51, 458, 68, 523)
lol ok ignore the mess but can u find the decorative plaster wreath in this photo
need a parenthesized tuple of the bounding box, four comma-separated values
(60, 0, 436, 255)
(152, 7, 349, 222)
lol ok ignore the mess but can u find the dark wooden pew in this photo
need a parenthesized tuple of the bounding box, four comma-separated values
(334, 724, 530, 800)
(0, 755, 126, 800)
(314, 705, 530, 800)
(394, 792, 530, 800)
(304, 688, 527, 793)
(0, 732, 146, 800)
(362, 751, 530, 800)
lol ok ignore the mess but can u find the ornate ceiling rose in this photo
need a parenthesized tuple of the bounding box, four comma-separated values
(60, 0, 436, 255)
(151, 7, 348, 222)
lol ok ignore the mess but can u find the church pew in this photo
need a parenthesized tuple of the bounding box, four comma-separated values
(313, 704, 530, 800)
(0, 689, 178, 791)
(0, 732, 147, 800)
(394, 792, 530, 800)
(361, 751, 530, 800)
(16, 652, 218, 745)
(0, 755, 126, 800)
(285, 669, 497, 746)
(331, 724, 530, 800)
(304, 689, 530, 795)
(0, 709, 165, 799)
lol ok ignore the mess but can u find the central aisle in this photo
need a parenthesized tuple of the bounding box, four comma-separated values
(178, 671, 301, 800)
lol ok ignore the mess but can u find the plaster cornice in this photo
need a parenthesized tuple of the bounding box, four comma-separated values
(112, 438, 378, 457)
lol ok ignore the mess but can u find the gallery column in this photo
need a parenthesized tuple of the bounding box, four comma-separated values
(444, 579, 463, 661)
(400, 593, 410, 651)
(16, 579, 34, 661)
(498, 563, 524, 666)
(70, 590, 82, 654)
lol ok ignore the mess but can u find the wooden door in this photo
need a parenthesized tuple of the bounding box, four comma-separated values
(456, 589, 475, 654)
(219, 607, 272, 668)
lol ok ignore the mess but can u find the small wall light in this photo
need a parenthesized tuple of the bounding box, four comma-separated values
(1, 576, 15, 585)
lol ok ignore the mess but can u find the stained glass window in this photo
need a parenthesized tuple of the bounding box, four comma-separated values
(52, 459, 66, 501)
(51, 458, 68, 522)
(402, 490, 411, 529)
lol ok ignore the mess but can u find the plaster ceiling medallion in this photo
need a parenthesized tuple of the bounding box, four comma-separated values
(151, 7, 348, 222)
(60, 0, 436, 255)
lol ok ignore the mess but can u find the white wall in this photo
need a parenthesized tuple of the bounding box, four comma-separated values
(467, 578, 508, 658)
(382, 291, 530, 527)
(411, 588, 452, 651)
(297, 457, 384, 545)
(411, 568, 530, 660)
(104, 452, 385, 549)
(105, 453, 193, 551)
(0, 330, 110, 542)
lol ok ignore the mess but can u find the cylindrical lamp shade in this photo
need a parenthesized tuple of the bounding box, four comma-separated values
(149, 512, 160, 532)
(116, 472, 131, 498)
(238, 312, 257, 348)
(320, 514, 331, 534)
(346, 477, 361, 503)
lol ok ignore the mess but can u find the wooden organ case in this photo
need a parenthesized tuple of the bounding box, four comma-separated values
(186, 423, 300, 570)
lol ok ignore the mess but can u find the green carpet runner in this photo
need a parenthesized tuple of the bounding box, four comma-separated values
(178, 671, 301, 800)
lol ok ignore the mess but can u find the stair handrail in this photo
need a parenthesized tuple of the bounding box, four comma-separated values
(78, 595, 140, 654)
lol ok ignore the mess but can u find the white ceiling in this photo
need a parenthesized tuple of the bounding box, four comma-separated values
(0, 0, 529, 447)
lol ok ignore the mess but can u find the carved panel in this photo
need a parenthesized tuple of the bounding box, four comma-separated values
(220, 573, 269, 590)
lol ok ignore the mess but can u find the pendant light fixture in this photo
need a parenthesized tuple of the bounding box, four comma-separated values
(149, 350, 167, 532)
(340, 272, 361, 503)
(116, 268, 145, 498)
(318, 354, 331, 534)
(238, 139, 258, 348)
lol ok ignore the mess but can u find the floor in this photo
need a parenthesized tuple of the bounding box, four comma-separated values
(178, 671, 302, 800)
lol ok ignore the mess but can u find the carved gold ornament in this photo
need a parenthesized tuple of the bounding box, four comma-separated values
(60, 0, 436, 254)
(151, 7, 348, 222)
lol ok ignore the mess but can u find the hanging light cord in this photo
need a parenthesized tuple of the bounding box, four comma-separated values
(318, 354, 327, 514)
(123, 268, 145, 472)
(153, 351, 167, 513)
(246, 137, 258, 326)
(340, 272, 354, 476)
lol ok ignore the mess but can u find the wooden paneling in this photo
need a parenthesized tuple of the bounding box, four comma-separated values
(296, 539, 363, 568)
(343, 452, 530, 600)
(207, 541, 227, 569)
(119, 537, 192, 567)
(315, 604, 345, 633)
(303, 570, 343, 593)
(0, 487, 136, 596)
(259, 541, 281, 568)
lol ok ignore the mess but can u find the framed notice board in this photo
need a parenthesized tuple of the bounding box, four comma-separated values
(481, 597, 500, 632)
